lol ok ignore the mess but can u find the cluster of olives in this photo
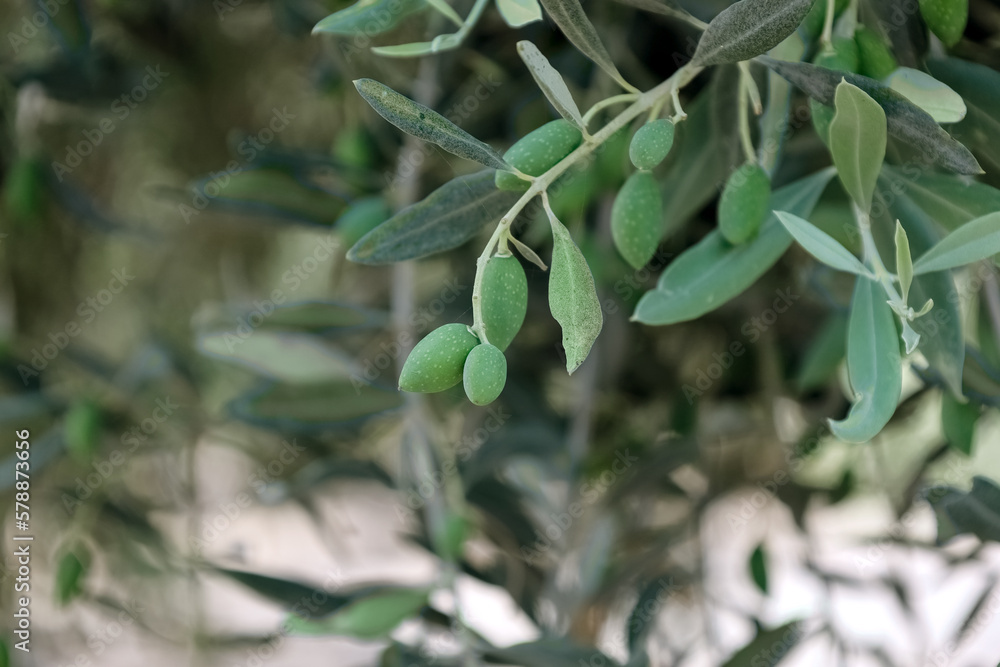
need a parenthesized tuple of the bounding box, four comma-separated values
(398, 255, 527, 406)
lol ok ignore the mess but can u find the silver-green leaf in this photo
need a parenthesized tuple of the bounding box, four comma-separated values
(829, 81, 886, 213)
(548, 215, 603, 374)
(496, 0, 543, 27)
(691, 0, 813, 66)
(912, 212, 1000, 275)
(895, 220, 913, 304)
(354, 78, 510, 171)
(775, 211, 870, 276)
(313, 0, 426, 35)
(884, 67, 967, 124)
(829, 277, 902, 443)
(517, 41, 586, 132)
(348, 171, 519, 264)
(537, 0, 637, 92)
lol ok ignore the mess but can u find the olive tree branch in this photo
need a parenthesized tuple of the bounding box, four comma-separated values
(469, 63, 704, 341)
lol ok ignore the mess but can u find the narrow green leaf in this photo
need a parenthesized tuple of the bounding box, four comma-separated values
(829, 81, 886, 212)
(55, 549, 89, 606)
(349, 171, 519, 264)
(691, 0, 813, 66)
(942, 393, 979, 456)
(927, 58, 1000, 173)
(496, 0, 543, 27)
(485, 640, 622, 667)
(924, 476, 1000, 544)
(881, 166, 1000, 232)
(517, 41, 585, 131)
(912, 212, 1000, 275)
(749, 544, 768, 594)
(829, 277, 902, 443)
(722, 622, 801, 667)
(775, 210, 869, 275)
(633, 169, 835, 325)
(287, 587, 429, 638)
(370, 37, 462, 57)
(536, 0, 637, 92)
(313, 0, 426, 35)
(219, 569, 352, 614)
(548, 215, 603, 374)
(759, 57, 983, 175)
(884, 67, 967, 124)
(354, 79, 510, 171)
(425, 0, 463, 26)
(895, 221, 913, 304)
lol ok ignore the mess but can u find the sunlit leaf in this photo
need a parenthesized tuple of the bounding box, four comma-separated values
(496, 0, 543, 27)
(884, 67, 967, 124)
(313, 0, 426, 35)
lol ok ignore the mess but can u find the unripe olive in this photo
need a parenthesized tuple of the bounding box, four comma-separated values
(462, 343, 507, 406)
(629, 119, 675, 170)
(481, 254, 527, 351)
(495, 120, 583, 191)
(719, 163, 772, 246)
(811, 38, 861, 145)
(336, 196, 391, 249)
(855, 27, 897, 80)
(611, 170, 663, 269)
(919, 0, 967, 47)
(399, 323, 479, 393)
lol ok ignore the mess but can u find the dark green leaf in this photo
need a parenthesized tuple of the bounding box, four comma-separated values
(354, 79, 510, 171)
(485, 639, 622, 667)
(925, 476, 1000, 544)
(829, 277, 902, 443)
(218, 569, 352, 615)
(926, 58, 1000, 173)
(758, 58, 983, 175)
(349, 171, 519, 264)
(722, 622, 802, 667)
(749, 544, 768, 594)
(228, 381, 404, 433)
(633, 169, 835, 325)
(797, 313, 848, 392)
(287, 587, 429, 638)
(692, 0, 813, 66)
(537, 0, 636, 92)
(881, 166, 1000, 232)
(198, 331, 355, 383)
(942, 394, 979, 456)
(55, 549, 88, 605)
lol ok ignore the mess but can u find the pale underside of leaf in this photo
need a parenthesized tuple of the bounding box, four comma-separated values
(912, 212, 1000, 274)
(537, 0, 637, 92)
(517, 41, 585, 131)
(496, 0, 543, 27)
(775, 210, 870, 276)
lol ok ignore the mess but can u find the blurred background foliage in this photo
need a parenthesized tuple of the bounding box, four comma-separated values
(1, 0, 1000, 665)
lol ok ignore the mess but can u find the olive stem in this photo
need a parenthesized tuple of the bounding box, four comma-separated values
(582, 93, 640, 128)
(821, 0, 837, 47)
(738, 66, 757, 164)
(469, 64, 704, 340)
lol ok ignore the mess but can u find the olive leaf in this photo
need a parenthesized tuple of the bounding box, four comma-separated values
(758, 57, 983, 175)
(927, 58, 1000, 173)
(537, 0, 637, 92)
(548, 215, 603, 374)
(370, 36, 462, 57)
(829, 81, 886, 213)
(424, 0, 463, 26)
(774, 211, 870, 276)
(942, 393, 979, 456)
(749, 544, 767, 594)
(348, 170, 519, 264)
(313, 0, 426, 34)
(912, 212, 1000, 275)
(882, 165, 1000, 231)
(884, 68, 967, 124)
(354, 79, 510, 171)
(691, 0, 814, 66)
(286, 587, 430, 638)
(632, 168, 835, 326)
(496, 0, 543, 27)
(895, 221, 913, 304)
(722, 622, 801, 667)
(517, 41, 586, 132)
(829, 277, 902, 443)
(924, 476, 1000, 545)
